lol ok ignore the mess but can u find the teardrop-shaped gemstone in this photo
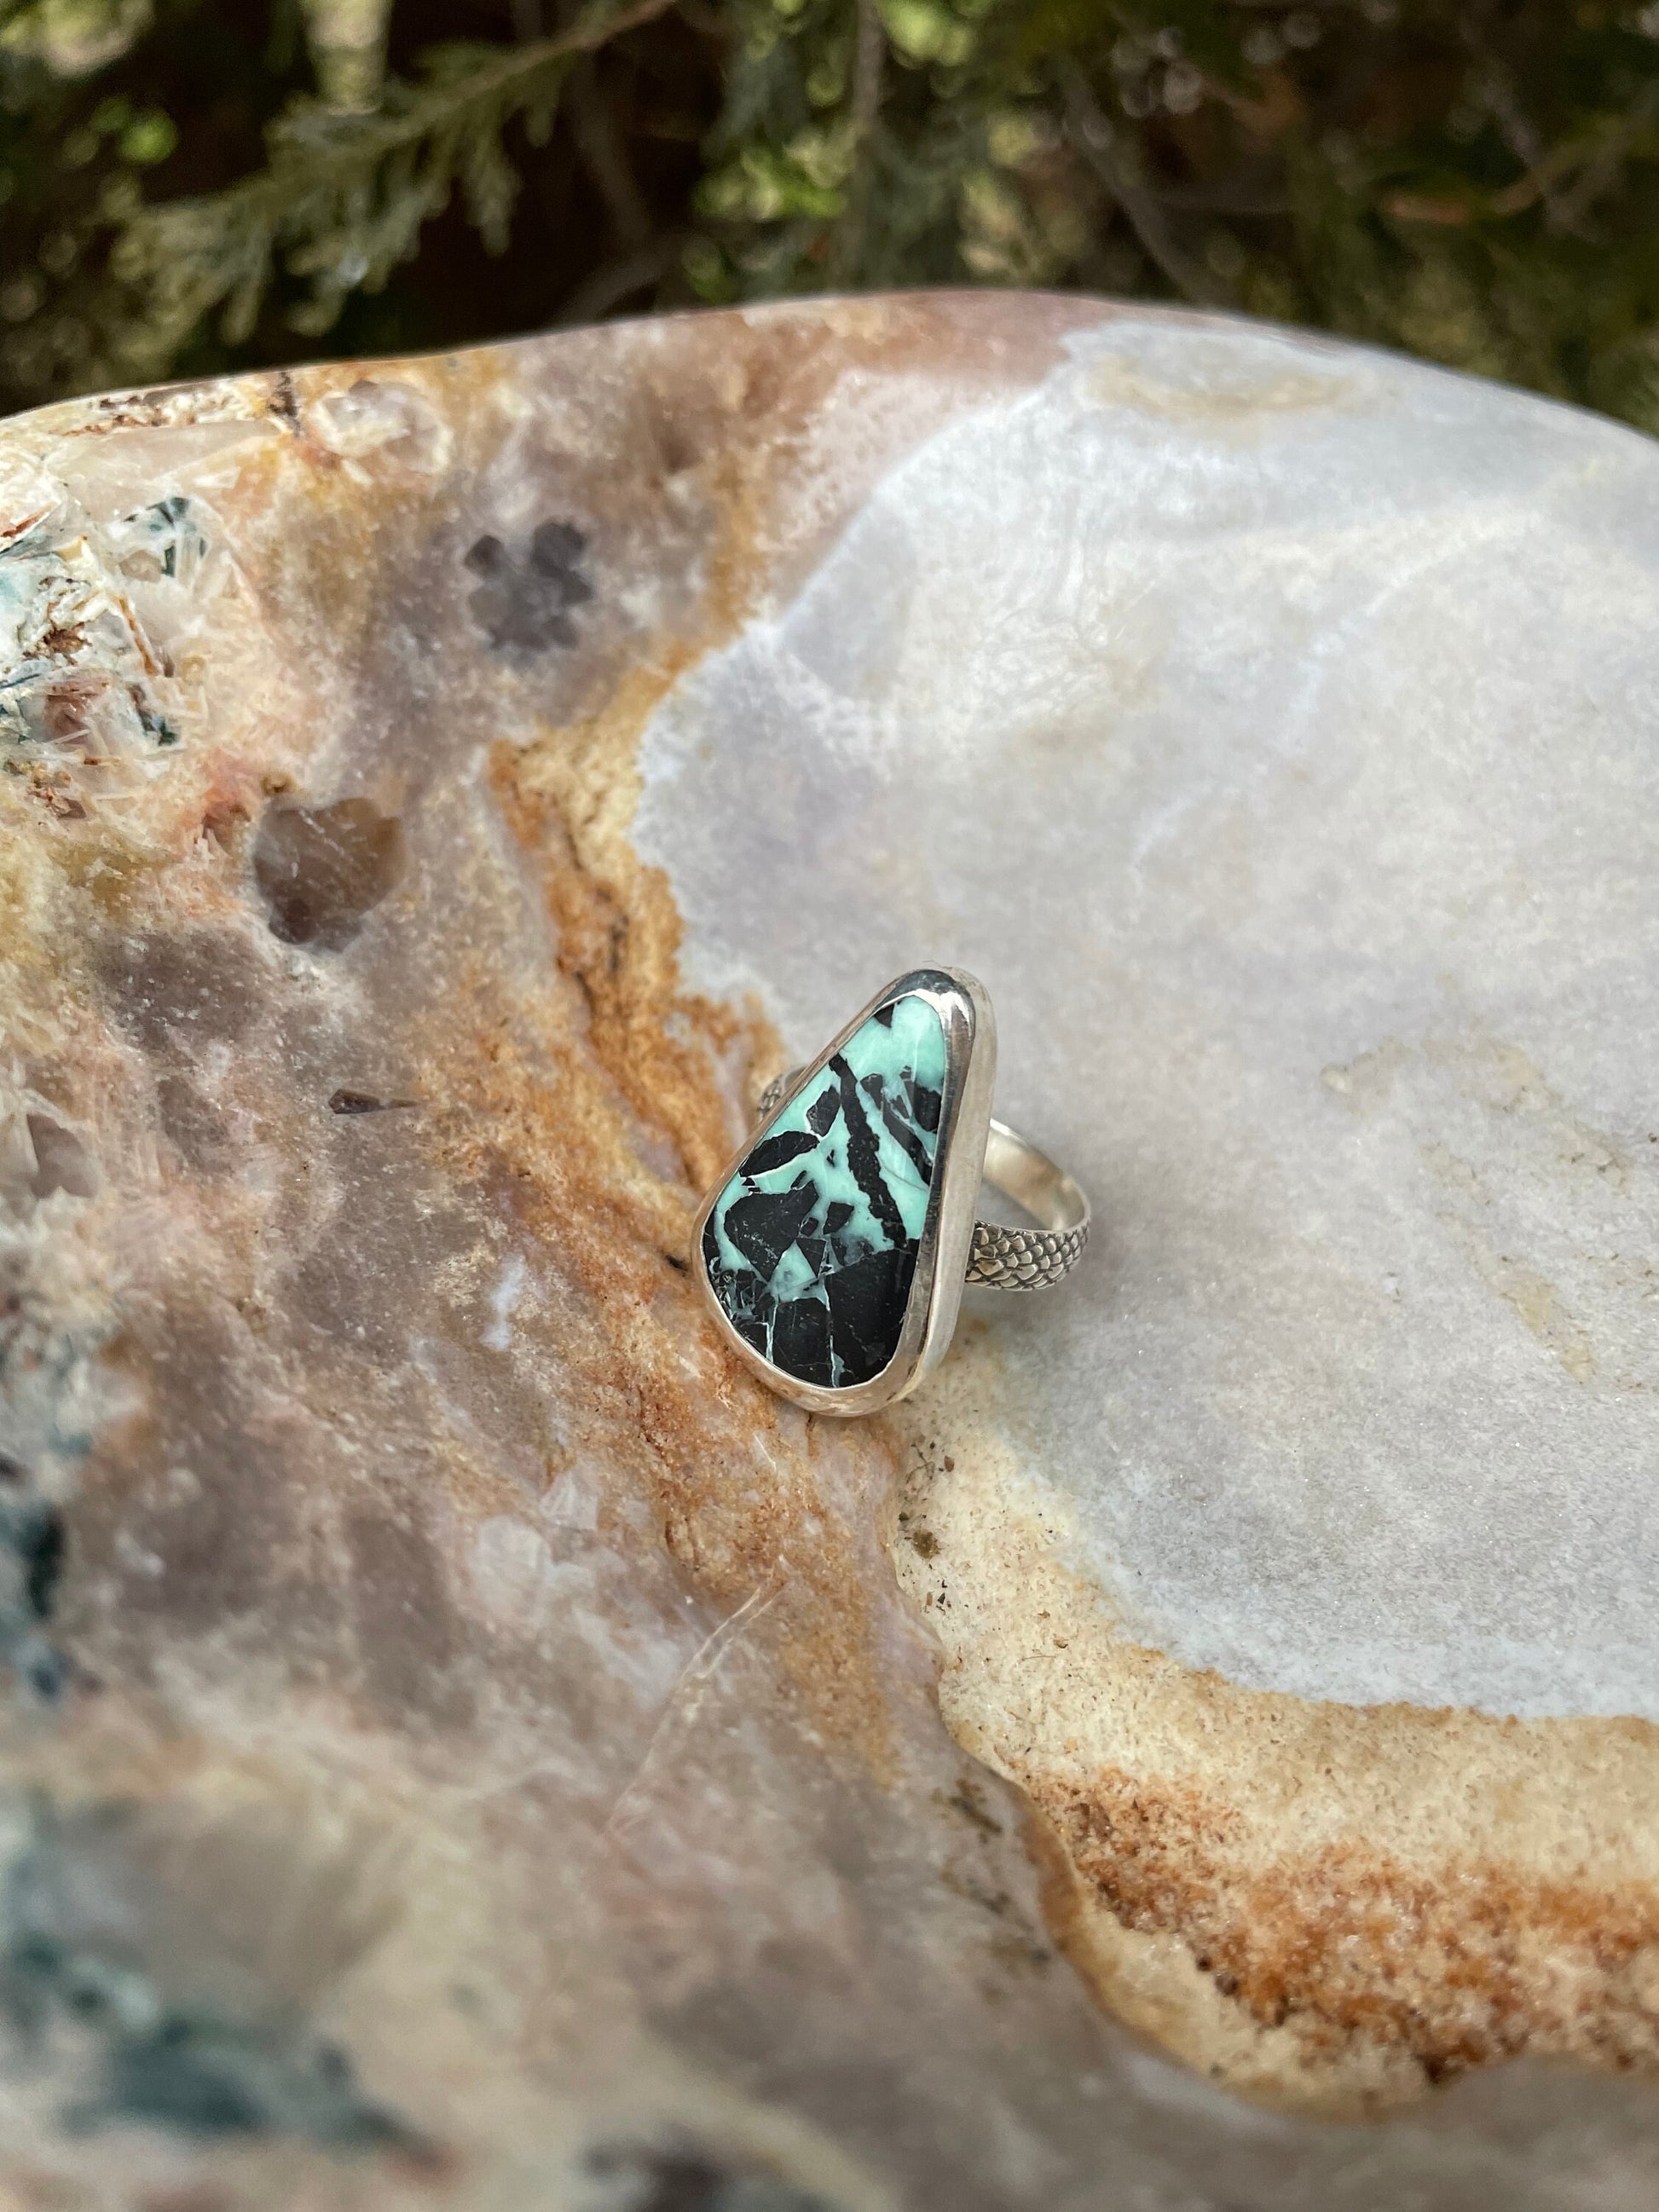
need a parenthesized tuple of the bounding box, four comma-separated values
(701, 991, 949, 1389)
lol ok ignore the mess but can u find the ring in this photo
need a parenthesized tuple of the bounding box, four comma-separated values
(691, 967, 1090, 1415)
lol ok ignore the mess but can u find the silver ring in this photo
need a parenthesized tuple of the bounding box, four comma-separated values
(691, 967, 1090, 1416)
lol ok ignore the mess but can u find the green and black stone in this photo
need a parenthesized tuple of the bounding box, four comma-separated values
(701, 988, 950, 1389)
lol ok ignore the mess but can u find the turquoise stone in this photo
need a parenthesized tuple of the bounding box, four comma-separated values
(701, 990, 950, 1389)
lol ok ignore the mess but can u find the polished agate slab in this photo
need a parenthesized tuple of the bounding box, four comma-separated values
(5, 297, 1659, 2207)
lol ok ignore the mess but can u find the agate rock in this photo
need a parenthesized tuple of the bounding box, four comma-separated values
(3, 298, 1659, 2209)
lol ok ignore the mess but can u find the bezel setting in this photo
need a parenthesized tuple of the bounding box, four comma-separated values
(691, 967, 997, 1417)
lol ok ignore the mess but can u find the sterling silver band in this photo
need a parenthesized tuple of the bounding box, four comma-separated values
(754, 1072, 1089, 1292)
(967, 1120, 1090, 1289)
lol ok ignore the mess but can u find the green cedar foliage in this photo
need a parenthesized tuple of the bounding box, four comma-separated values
(2, 0, 1659, 432)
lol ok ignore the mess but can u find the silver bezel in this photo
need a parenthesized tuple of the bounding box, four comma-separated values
(691, 967, 997, 1417)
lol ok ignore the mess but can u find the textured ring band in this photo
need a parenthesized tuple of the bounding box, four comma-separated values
(967, 1123, 1090, 1290)
(693, 967, 1090, 1417)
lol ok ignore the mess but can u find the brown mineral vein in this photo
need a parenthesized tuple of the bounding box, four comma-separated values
(442, 301, 1113, 1775)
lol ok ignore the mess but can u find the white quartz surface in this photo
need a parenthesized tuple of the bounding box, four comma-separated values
(635, 311, 1659, 1720)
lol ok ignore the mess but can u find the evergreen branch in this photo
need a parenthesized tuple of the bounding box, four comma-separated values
(104, 0, 679, 378)
(565, 52, 654, 250)
(826, 0, 885, 282)
(1060, 65, 1231, 309)
(557, 229, 685, 325)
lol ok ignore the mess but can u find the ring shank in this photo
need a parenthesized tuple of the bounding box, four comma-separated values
(968, 1118, 1090, 1291)
(980, 1118, 1088, 1234)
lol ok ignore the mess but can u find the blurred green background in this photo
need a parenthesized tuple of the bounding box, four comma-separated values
(2, 0, 1658, 426)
